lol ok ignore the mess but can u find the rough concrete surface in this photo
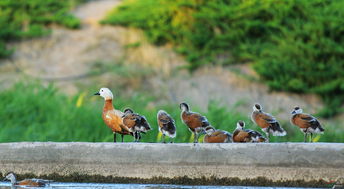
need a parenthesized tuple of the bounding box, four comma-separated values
(0, 142, 343, 186)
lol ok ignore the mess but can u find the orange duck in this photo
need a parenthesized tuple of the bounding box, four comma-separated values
(251, 103, 286, 142)
(157, 110, 176, 143)
(94, 88, 132, 142)
(122, 108, 151, 142)
(232, 121, 266, 143)
(291, 106, 324, 142)
(203, 126, 232, 143)
(180, 102, 210, 143)
(3, 172, 51, 187)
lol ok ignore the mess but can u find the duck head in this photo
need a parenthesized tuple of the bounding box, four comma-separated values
(236, 120, 245, 130)
(4, 172, 16, 185)
(291, 106, 303, 114)
(253, 103, 262, 112)
(204, 126, 215, 135)
(94, 88, 113, 100)
(180, 102, 189, 112)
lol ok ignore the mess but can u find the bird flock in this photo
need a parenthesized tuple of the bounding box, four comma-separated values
(94, 88, 325, 143)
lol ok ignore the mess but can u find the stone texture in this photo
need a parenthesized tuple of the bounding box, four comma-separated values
(0, 142, 343, 183)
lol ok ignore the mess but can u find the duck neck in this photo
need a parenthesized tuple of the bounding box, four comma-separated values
(103, 99, 114, 112)
(10, 176, 17, 185)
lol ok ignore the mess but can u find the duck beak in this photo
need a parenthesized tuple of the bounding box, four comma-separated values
(94, 92, 100, 96)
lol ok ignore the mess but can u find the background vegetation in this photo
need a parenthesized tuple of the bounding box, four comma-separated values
(0, 0, 84, 58)
(0, 82, 342, 143)
(102, 0, 344, 117)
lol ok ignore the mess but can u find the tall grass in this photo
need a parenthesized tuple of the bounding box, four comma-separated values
(0, 82, 342, 143)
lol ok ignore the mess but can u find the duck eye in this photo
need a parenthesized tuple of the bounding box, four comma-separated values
(101, 90, 103, 92)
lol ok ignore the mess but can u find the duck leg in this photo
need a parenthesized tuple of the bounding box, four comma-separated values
(304, 133, 308, 142)
(113, 133, 117, 143)
(310, 133, 313, 143)
(121, 134, 124, 142)
(194, 132, 198, 143)
(265, 132, 270, 143)
(162, 134, 166, 143)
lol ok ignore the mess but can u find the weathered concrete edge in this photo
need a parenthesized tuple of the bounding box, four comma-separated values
(0, 142, 343, 187)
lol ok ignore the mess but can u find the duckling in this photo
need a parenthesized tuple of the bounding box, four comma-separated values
(232, 121, 266, 143)
(251, 103, 286, 142)
(157, 110, 176, 143)
(180, 102, 210, 143)
(122, 108, 151, 142)
(3, 172, 51, 187)
(291, 106, 324, 142)
(94, 88, 132, 142)
(203, 126, 232, 143)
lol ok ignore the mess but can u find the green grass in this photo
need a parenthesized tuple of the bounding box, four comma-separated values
(0, 0, 85, 58)
(0, 82, 343, 143)
(102, 0, 344, 117)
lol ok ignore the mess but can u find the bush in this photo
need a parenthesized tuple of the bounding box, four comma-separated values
(0, 0, 84, 58)
(102, 0, 344, 117)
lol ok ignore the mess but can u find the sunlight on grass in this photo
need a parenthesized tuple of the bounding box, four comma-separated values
(0, 82, 342, 143)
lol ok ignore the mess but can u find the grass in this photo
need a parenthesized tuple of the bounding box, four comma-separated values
(0, 82, 343, 143)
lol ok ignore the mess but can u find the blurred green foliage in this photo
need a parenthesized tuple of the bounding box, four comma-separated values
(102, 0, 344, 117)
(0, 82, 342, 143)
(0, 0, 85, 58)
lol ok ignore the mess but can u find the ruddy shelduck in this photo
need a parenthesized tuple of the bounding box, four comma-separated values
(232, 121, 266, 143)
(251, 103, 286, 142)
(203, 126, 232, 143)
(94, 88, 131, 142)
(3, 172, 51, 187)
(122, 108, 151, 142)
(180, 102, 210, 143)
(157, 110, 176, 143)
(291, 106, 324, 142)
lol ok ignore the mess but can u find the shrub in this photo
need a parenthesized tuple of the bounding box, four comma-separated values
(102, 0, 344, 116)
(0, 0, 84, 58)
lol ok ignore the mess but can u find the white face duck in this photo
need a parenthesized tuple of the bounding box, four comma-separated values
(4, 173, 16, 184)
(236, 121, 245, 130)
(253, 103, 262, 112)
(291, 107, 303, 114)
(94, 88, 113, 100)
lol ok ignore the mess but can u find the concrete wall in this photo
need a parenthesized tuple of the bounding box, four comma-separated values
(0, 142, 343, 186)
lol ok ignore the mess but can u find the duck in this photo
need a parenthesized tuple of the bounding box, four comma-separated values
(94, 88, 132, 142)
(251, 103, 286, 142)
(203, 126, 232, 143)
(291, 106, 324, 142)
(157, 110, 176, 143)
(122, 108, 151, 142)
(232, 121, 266, 143)
(180, 102, 210, 143)
(3, 172, 51, 187)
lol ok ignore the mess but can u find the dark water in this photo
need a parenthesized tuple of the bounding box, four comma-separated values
(0, 182, 321, 189)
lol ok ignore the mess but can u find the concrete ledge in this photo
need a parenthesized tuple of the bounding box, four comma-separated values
(0, 142, 343, 187)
